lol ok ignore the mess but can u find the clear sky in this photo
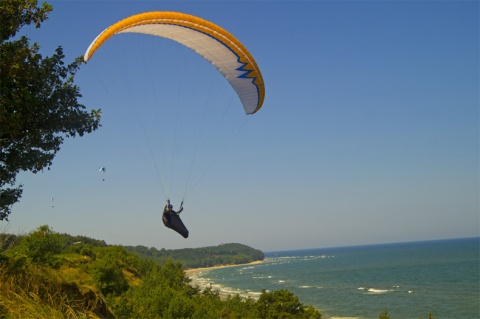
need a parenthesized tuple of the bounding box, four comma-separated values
(5, 0, 479, 252)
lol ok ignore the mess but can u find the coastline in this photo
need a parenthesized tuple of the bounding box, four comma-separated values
(185, 259, 356, 319)
(185, 259, 266, 277)
(185, 259, 266, 299)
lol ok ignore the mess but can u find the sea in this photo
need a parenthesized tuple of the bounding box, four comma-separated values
(189, 237, 479, 319)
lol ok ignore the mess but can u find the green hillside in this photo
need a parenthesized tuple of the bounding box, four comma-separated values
(0, 225, 321, 318)
(125, 243, 265, 268)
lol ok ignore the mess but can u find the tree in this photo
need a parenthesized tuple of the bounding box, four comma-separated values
(256, 289, 321, 319)
(18, 224, 63, 267)
(0, 0, 101, 220)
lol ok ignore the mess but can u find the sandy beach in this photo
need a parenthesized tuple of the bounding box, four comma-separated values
(185, 260, 266, 299)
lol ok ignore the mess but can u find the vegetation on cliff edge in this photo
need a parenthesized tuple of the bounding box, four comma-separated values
(0, 225, 321, 318)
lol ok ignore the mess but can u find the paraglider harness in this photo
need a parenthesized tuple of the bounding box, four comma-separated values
(162, 200, 188, 238)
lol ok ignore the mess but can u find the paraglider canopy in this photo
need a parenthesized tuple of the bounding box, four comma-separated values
(84, 11, 265, 114)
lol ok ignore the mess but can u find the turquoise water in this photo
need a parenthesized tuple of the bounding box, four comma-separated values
(195, 238, 479, 319)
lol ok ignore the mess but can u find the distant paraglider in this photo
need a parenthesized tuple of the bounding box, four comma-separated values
(98, 166, 106, 181)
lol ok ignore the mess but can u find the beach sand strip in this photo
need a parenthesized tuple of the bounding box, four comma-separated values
(185, 260, 266, 299)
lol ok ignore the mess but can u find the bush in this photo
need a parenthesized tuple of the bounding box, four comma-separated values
(257, 289, 321, 319)
(17, 225, 63, 268)
(92, 259, 129, 296)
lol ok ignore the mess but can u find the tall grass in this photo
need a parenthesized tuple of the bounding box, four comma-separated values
(0, 224, 100, 319)
(0, 264, 98, 319)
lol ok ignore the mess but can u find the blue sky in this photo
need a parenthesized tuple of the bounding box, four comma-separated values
(5, 0, 479, 252)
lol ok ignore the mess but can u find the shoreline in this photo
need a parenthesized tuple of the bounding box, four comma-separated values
(185, 259, 267, 299)
(185, 259, 266, 277)
(185, 259, 355, 319)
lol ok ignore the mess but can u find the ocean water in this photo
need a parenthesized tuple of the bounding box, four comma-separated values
(192, 237, 479, 319)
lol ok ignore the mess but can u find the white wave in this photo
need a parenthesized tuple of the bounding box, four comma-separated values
(268, 254, 334, 266)
(274, 256, 298, 261)
(278, 280, 285, 283)
(299, 285, 312, 288)
(242, 266, 255, 269)
(367, 288, 390, 294)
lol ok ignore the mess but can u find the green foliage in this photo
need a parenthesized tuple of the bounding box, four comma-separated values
(0, 260, 112, 318)
(0, 232, 19, 251)
(220, 294, 259, 319)
(125, 242, 265, 268)
(165, 294, 196, 319)
(81, 245, 96, 259)
(111, 264, 179, 318)
(17, 225, 63, 267)
(378, 310, 391, 319)
(257, 289, 321, 319)
(92, 258, 129, 296)
(0, 0, 52, 42)
(0, 0, 101, 220)
(2, 225, 322, 318)
(59, 232, 107, 248)
(0, 229, 20, 265)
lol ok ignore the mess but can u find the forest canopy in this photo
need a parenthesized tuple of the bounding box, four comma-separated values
(125, 243, 265, 268)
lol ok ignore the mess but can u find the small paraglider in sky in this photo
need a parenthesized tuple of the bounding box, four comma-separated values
(51, 197, 54, 208)
(98, 166, 106, 181)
